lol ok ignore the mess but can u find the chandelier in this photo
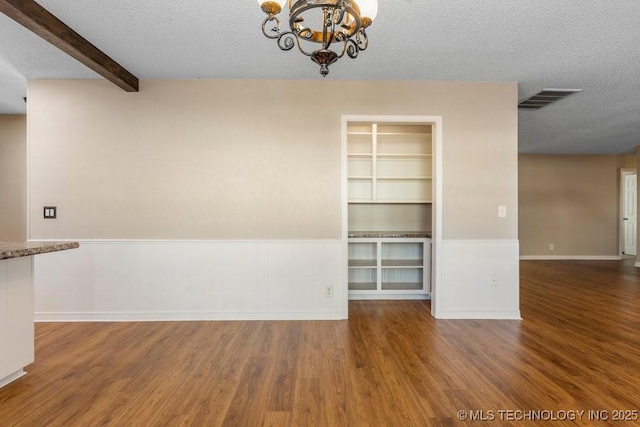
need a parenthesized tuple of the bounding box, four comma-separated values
(257, 0, 378, 77)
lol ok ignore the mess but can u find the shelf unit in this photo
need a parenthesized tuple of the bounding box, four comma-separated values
(348, 238, 431, 299)
(347, 123, 433, 203)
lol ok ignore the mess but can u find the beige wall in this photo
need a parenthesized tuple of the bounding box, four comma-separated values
(519, 154, 627, 256)
(28, 79, 518, 240)
(622, 154, 636, 169)
(0, 115, 27, 241)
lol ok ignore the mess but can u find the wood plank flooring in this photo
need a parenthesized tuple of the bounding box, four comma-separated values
(1, 260, 639, 426)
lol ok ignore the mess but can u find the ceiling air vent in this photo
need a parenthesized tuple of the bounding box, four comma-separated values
(518, 88, 582, 110)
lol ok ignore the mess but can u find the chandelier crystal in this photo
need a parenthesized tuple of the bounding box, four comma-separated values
(257, 0, 378, 77)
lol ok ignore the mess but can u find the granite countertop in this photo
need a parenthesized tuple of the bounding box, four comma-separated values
(0, 241, 80, 260)
(348, 231, 432, 239)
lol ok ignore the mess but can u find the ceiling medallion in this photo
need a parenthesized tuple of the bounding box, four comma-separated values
(257, 0, 378, 77)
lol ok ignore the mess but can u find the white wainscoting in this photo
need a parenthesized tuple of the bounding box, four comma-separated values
(437, 239, 520, 319)
(33, 240, 345, 322)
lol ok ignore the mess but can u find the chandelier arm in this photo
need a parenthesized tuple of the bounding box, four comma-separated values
(346, 38, 359, 59)
(356, 29, 368, 51)
(333, 32, 349, 59)
(275, 30, 316, 57)
(298, 26, 314, 40)
(293, 34, 315, 56)
(322, 8, 333, 50)
(333, 3, 346, 27)
(276, 30, 298, 51)
(295, 26, 318, 55)
(262, 16, 281, 39)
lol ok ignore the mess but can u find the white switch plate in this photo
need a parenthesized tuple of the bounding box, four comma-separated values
(498, 205, 507, 218)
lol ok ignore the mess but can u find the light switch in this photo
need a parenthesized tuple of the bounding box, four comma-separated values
(43, 206, 57, 219)
(498, 205, 507, 218)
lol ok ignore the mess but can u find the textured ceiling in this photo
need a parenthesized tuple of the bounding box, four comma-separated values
(1, 1, 640, 154)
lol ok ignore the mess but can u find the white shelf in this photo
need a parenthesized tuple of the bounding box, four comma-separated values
(377, 176, 431, 181)
(377, 153, 432, 158)
(348, 282, 377, 291)
(348, 153, 373, 157)
(381, 282, 424, 291)
(349, 199, 377, 204)
(381, 259, 423, 267)
(377, 132, 431, 136)
(349, 259, 377, 267)
(347, 132, 373, 135)
(372, 199, 432, 204)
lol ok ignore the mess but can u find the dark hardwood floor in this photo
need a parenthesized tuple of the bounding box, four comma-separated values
(1, 260, 639, 426)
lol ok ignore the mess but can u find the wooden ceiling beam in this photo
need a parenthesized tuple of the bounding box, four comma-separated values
(0, 0, 138, 92)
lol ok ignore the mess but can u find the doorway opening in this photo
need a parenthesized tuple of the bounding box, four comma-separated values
(341, 115, 443, 318)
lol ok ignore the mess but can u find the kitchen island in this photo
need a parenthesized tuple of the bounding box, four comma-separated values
(0, 241, 79, 388)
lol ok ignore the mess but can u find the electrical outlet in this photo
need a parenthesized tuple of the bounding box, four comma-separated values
(498, 205, 507, 218)
(490, 276, 498, 287)
(549, 243, 555, 251)
(325, 285, 334, 298)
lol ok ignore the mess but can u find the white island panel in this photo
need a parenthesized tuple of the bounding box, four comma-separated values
(0, 256, 34, 387)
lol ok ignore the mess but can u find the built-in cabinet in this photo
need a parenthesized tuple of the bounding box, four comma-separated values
(346, 118, 434, 300)
(348, 237, 431, 298)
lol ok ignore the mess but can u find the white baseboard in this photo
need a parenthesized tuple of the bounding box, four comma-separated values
(0, 370, 26, 389)
(348, 294, 430, 301)
(520, 255, 622, 260)
(35, 310, 345, 322)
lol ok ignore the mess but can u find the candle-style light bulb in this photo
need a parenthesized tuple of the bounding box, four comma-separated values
(358, 0, 378, 27)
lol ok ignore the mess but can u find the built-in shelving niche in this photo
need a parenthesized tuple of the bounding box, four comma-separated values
(346, 120, 434, 300)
